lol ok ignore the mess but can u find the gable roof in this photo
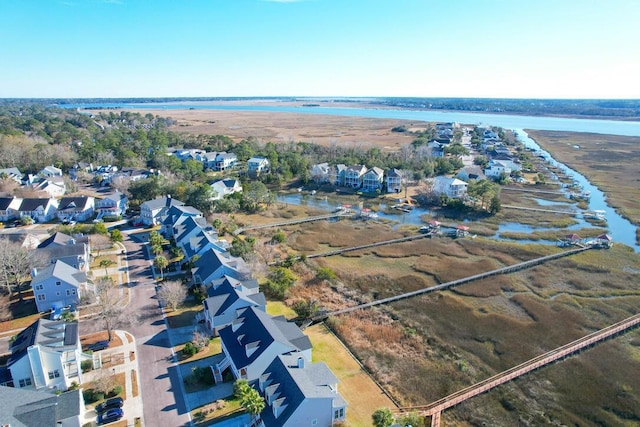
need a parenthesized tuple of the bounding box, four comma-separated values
(0, 386, 81, 427)
(141, 195, 185, 211)
(192, 249, 250, 282)
(17, 198, 54, 212)
(258, 354, 345, 427)
(58, 196, 92, 211)
(204, 278, 265, 318)
(386, 168, 403, 178)
(174, 216, 213, 243)
(38, 232, 89, 249)
(31, 260, 86, 289)
(8, 319, 79, 366)
(99, 190, 127, 203)
(162, 204, 203, 226)
(183, 229, 223, 259)
(219, 307, 312, 372)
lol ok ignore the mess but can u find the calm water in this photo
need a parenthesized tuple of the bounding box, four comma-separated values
(66, 101, 639, 250)
(66, 102, 640, 136)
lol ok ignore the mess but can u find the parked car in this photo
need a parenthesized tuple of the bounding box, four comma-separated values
(88, 340, 110, 352)
(97, 408, 123, 425)
(95, 397, 124, 414)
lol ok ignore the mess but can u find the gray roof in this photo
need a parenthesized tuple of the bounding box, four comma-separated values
(218, 307, 312, 372)
(257, 354, 345, 427)
(18, 198, 54, 212)
(141, 195, 185, 210)
(38, 232, 89, 249)
(58, 196, 92, 211)
(8, 319, 79, 366)
(31, 260, 86, 289)
(0, 386, 81, 427)
(162, 204, 203, 226)
(174, 216, 213, 243)
(204, 278, 265, 318)
(192, 249, 250, 283)
(183, 229, 222, 259)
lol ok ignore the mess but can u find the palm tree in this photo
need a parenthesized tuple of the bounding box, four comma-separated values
(240, 387, 265, 426)
(153, 255, 168, 280)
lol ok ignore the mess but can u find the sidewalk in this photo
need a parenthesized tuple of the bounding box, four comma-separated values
(81, 330, 144, 426)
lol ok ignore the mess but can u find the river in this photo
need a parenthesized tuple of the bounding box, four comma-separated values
(66, 101, 639, 251)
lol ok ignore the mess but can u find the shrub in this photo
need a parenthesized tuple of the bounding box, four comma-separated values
(316, 267, 337, 281)
(110, 385, 123, 397)
(183, 342, 198, 357)
(81, 360, 93, 373)
(82, 389, 95, 403)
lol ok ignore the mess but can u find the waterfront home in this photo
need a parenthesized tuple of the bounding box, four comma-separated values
(362, 167, 384, 192)
(212, 307, 312, 384)
(213, 152, 238, 171)
(247, 157, 270, 176)
(210, 178, 243, 200)
(180, 227, 228, 260)
(457, 166, 486, 182)
(431, 176, 468, 199)
(329, 164, 347, 187)
(256, 353, 347, 427)
(484, 160, 512, 179)
(191, 248, 251, 285)
(311, 163, 331, 184)
(385, 168, 404, 193)
(4, 319, 83, 392)
(160, 204, 203, 237)
(344, 165, 367, 189)
(172, 215, 214, 246)
(31, 260, 86, 313)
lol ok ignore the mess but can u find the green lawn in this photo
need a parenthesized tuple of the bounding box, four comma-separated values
(266, 300, 297, 319)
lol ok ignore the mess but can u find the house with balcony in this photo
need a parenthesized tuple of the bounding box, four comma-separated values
(202, 276, 265, 335)
(343, 165, 367, 189)
(247, 157, 270, 176)
(255, 353, 347, 427)
(213, 307, 312, 384)
(361, 167, 384, 192)
(311, 163, 331, 184)
(95, 191, 128, 219)
(213, 152, 238, 171)
(31, 261, 86, 313)
(431, 176, 468, 199)
(386, 168, 404, 193)
(329, 164, 347, 187)
(484, 160, 512, 179)
(5, 319, 82, 392)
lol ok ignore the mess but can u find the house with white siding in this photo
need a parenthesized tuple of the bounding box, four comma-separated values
(31, 261, 86, 313)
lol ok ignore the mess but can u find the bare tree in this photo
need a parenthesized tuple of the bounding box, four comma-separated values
(95, 277, 132, 342)
(157, 280, 187, 311)
(0, 238, 46, 299)
(91, 234, 112, 257)
(110, 175, 131, 196)
(192, 330, 211, 351)
(92, 367, 118, 396)
(0, 292, 11, 321)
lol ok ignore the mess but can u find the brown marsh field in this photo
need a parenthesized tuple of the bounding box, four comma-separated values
(527, 130, 640, 243)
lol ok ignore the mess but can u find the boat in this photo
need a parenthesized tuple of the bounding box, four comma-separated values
(583, 210, 606, 221)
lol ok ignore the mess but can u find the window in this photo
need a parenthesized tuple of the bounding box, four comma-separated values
(334, 409, 344, 419)
(37, 294, 46, 301)
(19, 377, 32, 387)
(66, 289, 71, 296)
(56, 292, 61, 296)
(35, 284, 43, 291)
(48, 370, 61, 380)
(312, 420, 318, 426)
(72, 289, 76, 295)
(56, 281, 61, 286)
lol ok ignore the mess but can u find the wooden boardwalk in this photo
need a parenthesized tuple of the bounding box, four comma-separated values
(308, 246, 590, 325)
(395, 312, 640, 426)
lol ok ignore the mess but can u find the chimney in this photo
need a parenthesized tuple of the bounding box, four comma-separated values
(165, 194, 172, 207)
(31, 267, 38, 278)
(297, 356, 305, 369)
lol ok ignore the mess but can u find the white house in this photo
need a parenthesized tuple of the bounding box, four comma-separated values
(39, 165, 63, 178)
(0, 196, 22, 222)
(213, 307, 312, 384)
(344, 165, 367, 189)
(31, 261, 86, 313)
(210, 179, 243, 200)
(457, 166, 486, 182)
(6, 319, 83, 392)
(484, 160, 512, 179)
(31, 177, 66, 198)
(247, 157, 270, 175)
(0, 167, 24, 183)
(431, 176, 468, 199)
(311, 163, 331, 184)
(386, 168, 404, 193)
(17, 198, 58, 223)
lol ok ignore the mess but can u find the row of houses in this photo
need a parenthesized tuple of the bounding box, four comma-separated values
(311, 163, 404, 193)
(169, 149, 272, 175)
(1, 165, 67, 198)
(154, 196, 347, 426)
(0, 192, 128, 224)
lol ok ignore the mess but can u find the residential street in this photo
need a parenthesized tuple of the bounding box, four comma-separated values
(80, 229, 191, 427)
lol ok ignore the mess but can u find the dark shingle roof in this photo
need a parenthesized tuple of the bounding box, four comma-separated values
(204, 278, 265, 317)
(18, 198, 53, 212)
(58, 196, 92, 211)
(192, 249, 250, 283)
(0, 197, 15, 210)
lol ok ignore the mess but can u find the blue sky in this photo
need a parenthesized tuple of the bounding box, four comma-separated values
(1, 0, 638, 98)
